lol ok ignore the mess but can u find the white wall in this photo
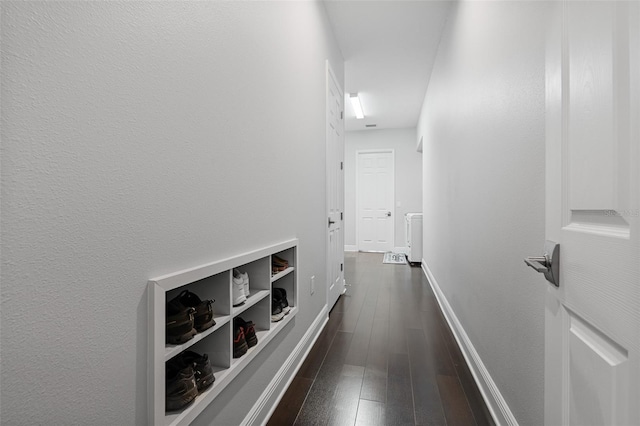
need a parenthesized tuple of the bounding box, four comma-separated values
(417, 1, 548, 425)
(344, 128, 422, 252)
(0, 2, 342, 425)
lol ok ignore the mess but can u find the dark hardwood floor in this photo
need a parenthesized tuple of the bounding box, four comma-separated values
(267, 252, 495, 426)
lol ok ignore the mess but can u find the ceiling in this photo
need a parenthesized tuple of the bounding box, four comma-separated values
(323, 0, 452, 131)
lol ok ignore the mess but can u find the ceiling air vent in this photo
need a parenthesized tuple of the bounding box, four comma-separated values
(365, 124, 377, 128)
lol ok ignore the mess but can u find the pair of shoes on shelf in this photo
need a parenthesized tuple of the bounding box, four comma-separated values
(232, 269, 250, 307)
(271, 255, 289, 275)
(271, 287, 291, 322)
(165, 350, 214, 412)
(166, 290, 216, 344)
(233, 317, 257, 358)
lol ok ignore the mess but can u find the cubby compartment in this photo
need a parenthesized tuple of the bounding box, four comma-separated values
(231, 297, 271, 368)
(234, 295, 271, 333)
(234, 257, 270, 293)
(187, 322, 231, 372)
(271, 271, 296, 311)
(164, 272, 231, 361)
(164, 322, 231, 426)
(271, 247, 296, 279)
(148, 239, 298, 426)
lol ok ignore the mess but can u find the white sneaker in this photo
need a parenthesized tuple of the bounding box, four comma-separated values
(232, 269, 247, 306)
(241, 272, 250, 298)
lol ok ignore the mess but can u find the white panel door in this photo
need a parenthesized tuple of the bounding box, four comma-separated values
(327, 62, 345, 311)
(544, 1, 639, 425)
(357, 150, 394, 252)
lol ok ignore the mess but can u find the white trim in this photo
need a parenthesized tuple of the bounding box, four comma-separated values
(150, 239, 298, 291)
(355, 149, 395, 253)
(344, 245, 358, 252)
(241, 305, 330, 426)
(421, 260, 517, 426)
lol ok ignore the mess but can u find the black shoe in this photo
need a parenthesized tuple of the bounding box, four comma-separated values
(233, 322, 248, 358)
(180, 350, 215, 392)
(273, 287, 291, 315)
(166, 295, 197, 345)
(177, 290, 216, 332)
(271, 297, 284, 322)
(234, 317, 258, 348)
(165, 362, 198, 412)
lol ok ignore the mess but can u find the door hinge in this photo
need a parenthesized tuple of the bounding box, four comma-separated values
(340, 263, 343, 272)
(340, 212, 343, 220)
(340, 161, 343, 170)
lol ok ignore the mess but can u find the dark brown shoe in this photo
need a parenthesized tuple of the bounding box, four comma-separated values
(165, 362, 198, 412)
(180, 351, 215, 392)
(166, 296, 196, 345)
(177, 290, 216, 332)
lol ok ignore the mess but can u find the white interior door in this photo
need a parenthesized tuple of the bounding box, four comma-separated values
(327, 62, 345, 311)
(357, 150, 394, 252)
(544, 1, 639, 425)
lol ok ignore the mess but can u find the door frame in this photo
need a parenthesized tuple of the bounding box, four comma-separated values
(326, 60, 345, 309)
(355, 149, 395, 252)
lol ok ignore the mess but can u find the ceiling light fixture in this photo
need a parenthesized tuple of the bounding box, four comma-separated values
(349, 93, 365, 119)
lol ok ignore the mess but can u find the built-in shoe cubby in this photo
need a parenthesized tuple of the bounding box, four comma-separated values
(148, 239, 298, 426)
(270, 248, 297, 324)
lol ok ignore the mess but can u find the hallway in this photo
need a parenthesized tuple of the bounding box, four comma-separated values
(268, 253, 494, 426)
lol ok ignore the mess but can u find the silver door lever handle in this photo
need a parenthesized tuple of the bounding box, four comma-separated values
(524, 241, 560, 287)
(524, 256, 549, 273)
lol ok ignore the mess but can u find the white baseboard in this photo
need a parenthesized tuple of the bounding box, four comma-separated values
(241, 305, 329, 426)
(421, 260, 517, 426)
(393, 246, 407, 254)
(344, 245, 358, 252)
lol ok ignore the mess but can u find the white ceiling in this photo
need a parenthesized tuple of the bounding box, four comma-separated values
(323, 0, 452, 131)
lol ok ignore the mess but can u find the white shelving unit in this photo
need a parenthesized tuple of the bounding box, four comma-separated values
(148, 239, 298, 426)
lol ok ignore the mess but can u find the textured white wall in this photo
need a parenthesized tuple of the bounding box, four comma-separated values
(1, 2, 342, 425)
(417, 1, 548, 425)
(344, 128, 422, 251)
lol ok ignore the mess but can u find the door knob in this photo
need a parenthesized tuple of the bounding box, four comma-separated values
(524, 241, 560, 287)
(386, 212, 391, 217)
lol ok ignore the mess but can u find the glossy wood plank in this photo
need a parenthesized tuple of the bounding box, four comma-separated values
(338, 278, 367, 333)
(385, 352, 415, 425)
(297, 308, 344, 380)
(419, 308, 457, 377)
(326, 364, 365, 426)
(294, 331, 353, 426)
(266, 376, 313, 426)
(360, 285, 389, 402)
(454, 358, 496, 426)
(407, 329, 447, 426)
(432, 304, 495, 426)
(355, 399, 386, 426)
(437, 374, 476, 426)
(344, 277, 379, 367)
(387, 288, 408, 354)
